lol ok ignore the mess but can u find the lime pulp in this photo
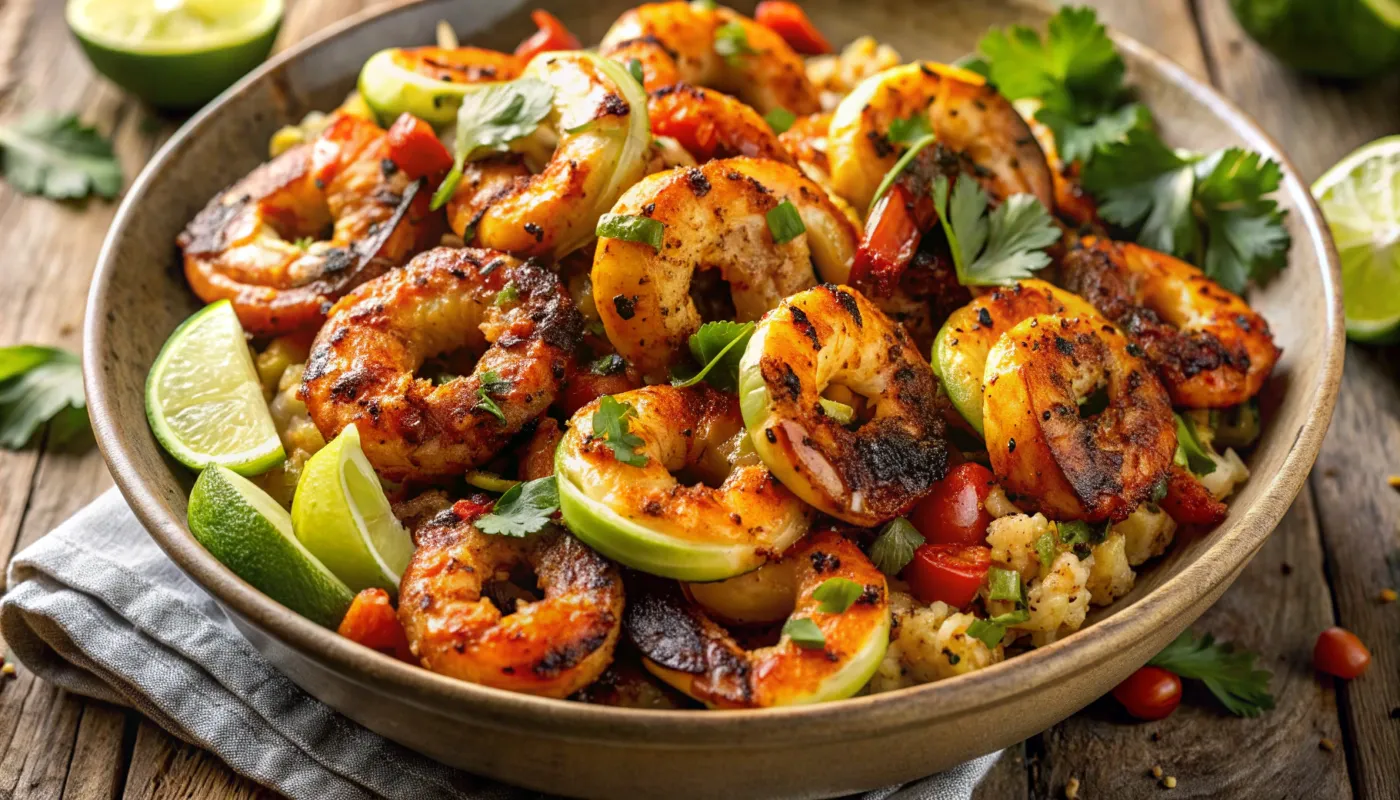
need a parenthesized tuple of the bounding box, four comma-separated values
(1312, 135, 1400, 343)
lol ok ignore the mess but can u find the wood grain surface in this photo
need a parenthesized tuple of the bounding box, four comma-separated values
(0, 1, 1394, 798)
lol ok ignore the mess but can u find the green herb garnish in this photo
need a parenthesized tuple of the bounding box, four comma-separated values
(764, 107, 796, 134)
(592, 395, 648, 467)
(1149, 630, 1275, 717)
(596, 213, 666, 250)
(0, 114, 122, 200)
(869, 517, 925, 576)
(965, 609, 1031, 648)
(886, 113, 933, 145)
(987, 566, 1022, 602)
(713, 22, 755, 66)
(474, 369, 512, 423)
(782, 617, 825, 649)
(670, 320, 755, 392)
(0, 346, 88, 449)
(766, 199, 806, 244)
(868, 133, 936, 213)
(1174, 413, 1217, 476)
(932, 172, 1061, 287)
(812, 577, 864, 614)
(475, 476, 559, 537)
(431, 78, 555, 209)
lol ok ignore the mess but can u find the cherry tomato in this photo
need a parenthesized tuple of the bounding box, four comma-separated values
(337, 589, 416, 663)
(754, 1, 833, 55)
(514, 10, 582, 62)
(1313, 627, 1371, 679)
(909, 462, 996, 547)
(385, 113, 453, 180)
(1112, 666, 1182, 720)
(903, 544, 990, 608)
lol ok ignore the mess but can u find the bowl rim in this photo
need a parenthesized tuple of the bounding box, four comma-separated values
(83, 0, 1344, 745)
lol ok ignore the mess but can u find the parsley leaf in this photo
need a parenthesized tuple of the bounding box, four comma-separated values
(0, 346, 88, 449)
(475, 476, 559, 537)
(1149, 630, 1275, 717)
(782, 617, 825, 649)
(869, 517, 925, 576)
(670, 320, 754, 392)
(932, 173, 1060, 286)
(0, 114, 122, 200)
(592, 395, 648, 467)
(812, 577, 864, 614)
(431, 78, 555, 209)
(1174, 413, 1218, 477)
(714, 22, 755, 67)
(474, 370, 512, 423)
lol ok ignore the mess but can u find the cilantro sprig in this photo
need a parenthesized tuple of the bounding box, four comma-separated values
(932, 173, 1061, 286)
(1148, 630, 1275, 717)
(431, 78, 555, 209)
(971, 6, 1290, 292)
(476, 476, 559, 537)
(473, 370, 512, 423)
(670, 321, 754, 392)
(0, 114, 122, 200)
(592, 395, 648, 467)
(0, 346, 88, 450)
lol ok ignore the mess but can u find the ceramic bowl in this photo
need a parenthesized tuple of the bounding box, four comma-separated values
(83, 1, 1344, 797)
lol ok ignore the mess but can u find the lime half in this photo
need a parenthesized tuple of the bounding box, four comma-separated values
(291, 425, 413, 594)
(1313, 135, 1400, 344)
(189, 465, 354, 628)
(146, 300, 285, 475)
(66, 0, 283, 109)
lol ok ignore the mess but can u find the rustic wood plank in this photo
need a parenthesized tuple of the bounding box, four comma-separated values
(122, 721, 279, 800)
(61, 704, 133, 800)
(1193, 4, 1400, 798)
(1030, 491, 1351, 799)
(971, 743, 1027, 800)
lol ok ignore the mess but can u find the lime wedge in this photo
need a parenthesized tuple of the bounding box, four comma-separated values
(1312, 135, 1400, 343)
(291, 425, 413, 593)
(146, 300, 285, 475)
(66, 0, 283, 109)
(189, 464, 354, 628)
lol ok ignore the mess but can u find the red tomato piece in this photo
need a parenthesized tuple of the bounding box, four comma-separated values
(754, 1, 833, 55)
(451, 495, 496, 523)
(1112, 666, 1182, 720)
(337, 588, 416, 663)
(851, 184, 923, 296)
(514, 10, 582, 62)
(1313, 627, 1371, 679)
(903, 544, 990, 608)
(385, 113, 453, 180)
(909, 462, 996, 547)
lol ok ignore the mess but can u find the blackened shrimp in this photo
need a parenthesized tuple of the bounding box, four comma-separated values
(983, 314, 1176, 522)
(600, 1, 821, 116)
(300, 248, 582, 481)
(592, 157, 857, 380)
(398, 501, 624, 698)
(627, 531, 890, 708)
(738, 284, 948, 525)
(1059, 237, 1280, 408)
(179, 113, 443, 335)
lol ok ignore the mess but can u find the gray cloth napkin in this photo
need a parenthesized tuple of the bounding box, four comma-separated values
(0, 489, 999, 800)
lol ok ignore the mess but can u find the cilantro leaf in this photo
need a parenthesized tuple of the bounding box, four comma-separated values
(1038, 101, 1152, 165)
(1149, 630, 1275, 717)
(475, 477, 559, 537)
(887, 113, 933, 145)
(812, 577, 864, 614)
(0, 114, 122, 200)
(782, 617, 825, 649)
(592, 395, 648, 467)
(431, 78, 555, 209)
(1194, 149, 1291, 290)
(0, 346, 88, 449)
(965, 609, 1031, 648)
(670, 321, 754, 392)
(869, 517, 925, 576)
(932, 173, 1059, 286)
(474, 370, 512, 423)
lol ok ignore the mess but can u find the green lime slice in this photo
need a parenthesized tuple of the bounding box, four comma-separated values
(66, 0, 283, 109)
(1312, 135, 1400, 343)
(290, 425, 413, 593)
(358, 48, 473, 128)
(189, 464, 354, 628)
(146, 300, 285, 476)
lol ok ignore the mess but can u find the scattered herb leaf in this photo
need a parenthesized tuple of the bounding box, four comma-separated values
(0, 114, 122, 200)
(764, 107, 796, 134)
(474, 369, 512, 423)
(782, 616, 825, 649)
(431, 78, 555, 209)
(931, 173, 1060, 286)
(592, 395, 648, 467)
(965, 609, 1031, 648)
(0, 346, 88, 449)
(886, 113, 933, 145)
(868, 133, 935, 213)
(596, 213, 666, 250)
(766, 199, 806, 244)
(987, 566, 1022, 602)
(1149, 630, 1275, 717)
(869, 517, 925, 576)
(670, 320, 754, 392)
(1174, 413, 1218, 476)
(812, 577, 864, 614)
(475, 476, 559, 537)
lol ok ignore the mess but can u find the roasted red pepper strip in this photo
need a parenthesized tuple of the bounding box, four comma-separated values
(514, 9, 582, 62)
(852, 179, 941, 296)
(1156, 465, 1228, 526)
(385, 113, 453, 180)
(754, 1, 833, 55)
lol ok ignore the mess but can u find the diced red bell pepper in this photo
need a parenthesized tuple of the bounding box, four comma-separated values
(385, 113, 453, 180)
(514, 10, 582, 62)
(754, 1, 833, 55)
(337, 589, 416, 664)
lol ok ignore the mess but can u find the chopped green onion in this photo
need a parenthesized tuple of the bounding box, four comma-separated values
(597, 213, 665, 250)
(766, 199, 806, 244)
(764, 107, 797, 134)
(965, 609, 1030, 648)
(782, 617, 825, 649)
(713, 22, 756, 67)
(812, 577, 864, 614)
(987, 566, 1021, 602)
(627, 58, 646, 86)
(868, 133, 936, 214)
(493, 282, 519, 307)
(1034, 531, 1057, 571)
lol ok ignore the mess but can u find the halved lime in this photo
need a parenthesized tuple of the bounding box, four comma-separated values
(66, 0, 283, 109)
(146, 300, 285, 475)
(291, 425, 413, 593)
(189, 465, 354, 628)
(1312, 135, 1400, 343)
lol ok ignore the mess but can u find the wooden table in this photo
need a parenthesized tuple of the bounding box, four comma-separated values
(0, 0, 1395, 797)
